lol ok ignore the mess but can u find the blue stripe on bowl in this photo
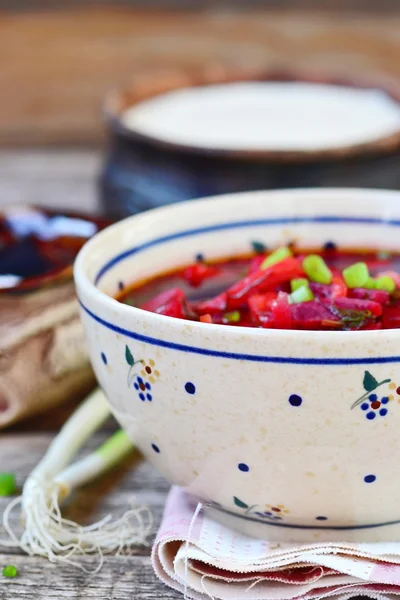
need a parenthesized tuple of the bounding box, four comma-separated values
(79, 301, 400, 366)
(206, 503, 400, 531)
(94, 215, 400, 285)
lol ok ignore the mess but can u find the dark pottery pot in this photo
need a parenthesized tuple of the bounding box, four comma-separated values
(100, 66, 400, 219)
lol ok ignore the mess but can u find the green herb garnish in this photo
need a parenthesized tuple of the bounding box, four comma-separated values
(2, 565, 17, 578)
(223, 310, 241, 323)
(302, 255, 332, 284)
(261, 246, 292, 269)
(343, 262, 369, 288)
(0, 473, 16, 497)
(336, 309, 371, 330)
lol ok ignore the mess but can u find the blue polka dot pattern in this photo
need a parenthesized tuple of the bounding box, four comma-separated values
(139, 393, 145, 401)
(185, 382, 196, 395)
(366, 412, 376, 420)
(361, 402, 369, 411)
(151, 443, 160, 453)
(101, 352, 107, 365)
(364, 474, 376, 483)
(238, 463, 250, 472)
(288, 394, 302, 407)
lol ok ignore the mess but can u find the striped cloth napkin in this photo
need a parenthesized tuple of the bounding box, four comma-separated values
(152, 486, 400, 600)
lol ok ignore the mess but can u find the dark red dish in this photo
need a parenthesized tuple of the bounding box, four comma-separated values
(0, 206, 111, 293)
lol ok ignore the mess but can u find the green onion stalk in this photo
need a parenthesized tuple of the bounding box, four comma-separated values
(1, 389, 152, 572)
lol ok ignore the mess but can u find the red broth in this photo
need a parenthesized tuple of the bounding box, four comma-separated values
(117, 244, 400, 330)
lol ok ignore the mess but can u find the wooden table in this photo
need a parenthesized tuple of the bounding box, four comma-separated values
(0, 428, 180, 599)
(0, 149, 180, 599)
(2, 6, 400, 147)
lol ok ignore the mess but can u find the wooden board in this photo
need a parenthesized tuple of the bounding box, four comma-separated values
(1, 7, 400, 146)
(0, 430, 181, 599)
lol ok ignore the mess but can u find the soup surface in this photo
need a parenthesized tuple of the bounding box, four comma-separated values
(118, 244, 400, 330)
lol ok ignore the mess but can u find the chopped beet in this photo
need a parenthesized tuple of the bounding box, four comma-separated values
(382, 306, 400, 329)
(331, 296, 382, 318)
(290, 300, 341, 330)
(349, 288, 390, 304)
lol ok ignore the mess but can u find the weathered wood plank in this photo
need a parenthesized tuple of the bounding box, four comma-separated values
(0, 150, 101, 214)
(1, 7, 400, 146)
(0, 432, 170, 556)
(0, 553, 181, 599)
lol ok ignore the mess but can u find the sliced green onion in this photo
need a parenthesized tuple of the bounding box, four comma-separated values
(291, 278, 309, 292)
(289, 285, 314, 304)
(0, 473, 16, 497)
(343, 262, 369, 288)
(261, 246, 292, 269)
(223, 310, 241, 323)
(364, 277, 377, 289)
(302, 255, 332, 284)
(2, 565, 17, 578)
(375, 275, 396, 293)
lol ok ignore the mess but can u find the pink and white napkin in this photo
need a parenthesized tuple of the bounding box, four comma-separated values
(152, 486, 400, 600)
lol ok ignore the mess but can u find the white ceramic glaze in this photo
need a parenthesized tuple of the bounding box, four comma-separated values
(122, 82, 400, 152)
(75, 188, 400, 543)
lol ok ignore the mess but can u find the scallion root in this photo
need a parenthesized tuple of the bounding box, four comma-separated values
(1, 389, 153, 572)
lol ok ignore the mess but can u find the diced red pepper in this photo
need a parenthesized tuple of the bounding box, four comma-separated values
(269, 291, 292, 329)
(182, 263, 220, 288)
(192, 292, 227, 314)
(141, 288, 187, 318)
(248, 255, 266, 274)
(331, 275, 347, 298)
(141, 288, 184, 313)
(226, 257, 304, 309)
(248, 292, 277, 315)
(199, 313, 213, 323)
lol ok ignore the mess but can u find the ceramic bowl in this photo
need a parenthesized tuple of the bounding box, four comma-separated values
(75, 188, 400, 543)
(100, 66, 400, 219)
